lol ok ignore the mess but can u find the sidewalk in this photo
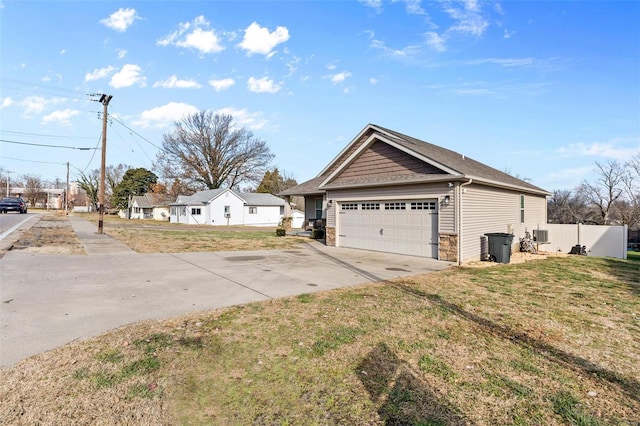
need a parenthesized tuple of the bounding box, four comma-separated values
(67, 216, 136, 255)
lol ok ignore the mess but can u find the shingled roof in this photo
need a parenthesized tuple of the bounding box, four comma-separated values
(280, 124, 550, 196)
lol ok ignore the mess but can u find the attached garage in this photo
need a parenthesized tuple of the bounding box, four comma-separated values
(337, 199, 439, 258)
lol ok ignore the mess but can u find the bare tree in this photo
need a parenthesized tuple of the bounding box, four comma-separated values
(580, 160, 626, 225)
(155, 112, 274, 191)
(547, 189, 590, 224)
(77, 170, 100, 211)
(22, 174, 45, 207)
(620, 154, 640, 229)
(105, 164, 129, 207)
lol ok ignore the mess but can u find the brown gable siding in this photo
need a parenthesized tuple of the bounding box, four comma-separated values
(323, 128, 375, 177)
(332, 140, 446, 184)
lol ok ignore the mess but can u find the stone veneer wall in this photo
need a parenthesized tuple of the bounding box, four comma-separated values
(439, 233, 458, 262)
(325, 227, 336, 246)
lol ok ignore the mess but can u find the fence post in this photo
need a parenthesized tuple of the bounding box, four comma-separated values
(577, 223, 582, 246)
(623, 225, 628, 260)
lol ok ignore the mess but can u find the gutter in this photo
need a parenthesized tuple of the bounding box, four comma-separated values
(457, 178, 473, 265)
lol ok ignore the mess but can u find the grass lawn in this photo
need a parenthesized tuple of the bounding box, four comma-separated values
(77, 213, 310, 252)
(1, 253, 638, 425)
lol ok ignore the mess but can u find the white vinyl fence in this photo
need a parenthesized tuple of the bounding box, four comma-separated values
(539, 224, 628, 259)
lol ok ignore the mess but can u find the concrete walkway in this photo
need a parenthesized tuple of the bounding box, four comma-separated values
(67, 216, 136, 255)
(1, 216, 452, 367)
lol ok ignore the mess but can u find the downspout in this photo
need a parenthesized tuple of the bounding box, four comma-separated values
(457, 178, 473, 265)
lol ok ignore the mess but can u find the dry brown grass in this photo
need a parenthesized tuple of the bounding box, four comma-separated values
(1, 253, 638, 425)
(8, 213, 84, 255)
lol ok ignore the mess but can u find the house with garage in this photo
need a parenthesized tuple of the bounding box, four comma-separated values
(279, 124, 551, 264)
(170, 188, 286, 226)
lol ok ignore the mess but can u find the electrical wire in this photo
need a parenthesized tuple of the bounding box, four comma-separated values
(0, 155, 67, 165)
(76, 132, 103, 175)
(0, 139, 99, 150)
(0, 130, 96, 140)
(109, 113, 164, 151)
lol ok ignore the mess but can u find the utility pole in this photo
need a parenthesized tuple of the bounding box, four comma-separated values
(65, 162, 70, 214)
(6, 170, 13, 197)
(96, 94, 112, 234)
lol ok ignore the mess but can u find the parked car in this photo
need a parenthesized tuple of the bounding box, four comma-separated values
(0, 197, 28, 214)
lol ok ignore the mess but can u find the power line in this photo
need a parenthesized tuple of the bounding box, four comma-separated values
(109, 113, 163, 151)
(0, 139, 99, 150)
(0, 155, 67, 165)
(0, 130, 96, 140)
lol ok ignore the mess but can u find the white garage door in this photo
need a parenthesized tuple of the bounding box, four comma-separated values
(338, 200, 439, 258)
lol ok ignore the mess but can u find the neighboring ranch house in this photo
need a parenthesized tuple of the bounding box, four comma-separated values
(280, 124, 551, 264)
(170, 188, 286, 226)
(129, 195, 171, 221)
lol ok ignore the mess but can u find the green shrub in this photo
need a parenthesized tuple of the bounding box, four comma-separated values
(311, 229, 325, 239)
(276, 228, 286, 237)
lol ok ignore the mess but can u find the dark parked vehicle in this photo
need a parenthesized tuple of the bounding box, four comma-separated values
(0, 197, 28, 214)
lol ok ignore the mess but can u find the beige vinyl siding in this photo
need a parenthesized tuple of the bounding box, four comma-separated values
(460, 184, 548, 263)
(326, 202, 336, 227)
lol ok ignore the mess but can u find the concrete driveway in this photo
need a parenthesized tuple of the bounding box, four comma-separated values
(0, 217, 451, 367)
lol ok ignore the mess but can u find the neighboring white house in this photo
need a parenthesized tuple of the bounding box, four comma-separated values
(119, 194, 171, 221)
(170, 188, 286, 227)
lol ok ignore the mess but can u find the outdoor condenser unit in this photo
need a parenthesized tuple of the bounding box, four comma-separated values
(533, 229, 549, 243)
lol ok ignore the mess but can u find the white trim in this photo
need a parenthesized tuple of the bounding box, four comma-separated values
(317, 124, 374, 177)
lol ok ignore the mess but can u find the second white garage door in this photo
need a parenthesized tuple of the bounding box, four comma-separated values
(338, 200, 439, 258)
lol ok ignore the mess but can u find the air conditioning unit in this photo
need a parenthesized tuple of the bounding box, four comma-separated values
(533, 229, 549, 243)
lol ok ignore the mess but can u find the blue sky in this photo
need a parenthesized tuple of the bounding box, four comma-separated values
(1, 0, 638, 192)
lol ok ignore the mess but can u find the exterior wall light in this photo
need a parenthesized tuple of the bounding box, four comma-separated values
(441, 195, 450, 207)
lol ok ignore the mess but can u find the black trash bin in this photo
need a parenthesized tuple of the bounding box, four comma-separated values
(484, 233, 515, 264)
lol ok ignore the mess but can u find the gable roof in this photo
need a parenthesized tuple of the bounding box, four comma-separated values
(280, 124, 550, 196)
(240, 192, 286, 206)
(172, 188, 285, 206)
(172, 188, 228, 205)
(131, 195, 154, 208)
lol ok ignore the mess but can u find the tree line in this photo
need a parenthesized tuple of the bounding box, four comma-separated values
(547, 157, 640, 229)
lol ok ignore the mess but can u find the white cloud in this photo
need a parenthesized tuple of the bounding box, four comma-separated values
(20, 96, 48, 114)
(110, 64, 146, 88)
(60, 49, 66, 55)
(465, 57, 535, 67)
(370, 39, 421, 58)
(153, 75, 201, 89)
(238, 22, 290, 56)
(425, 31, 447, 52)
(504, 29, 514, 39)
(209, 78, 235, 91)
(85, 66, 116, 82)
(116, 49, 128, 59)
(326, 63, 337, 70)
(359, 0, 383, 13)
(42, 109, 81, 126)
(100, 8, 139, 32)
(1, 97, 13, 108)
(393, 0, 427, 15)
(444, 1, 489, 36)
(369, 77, 378, 84)
(247, 76, 282, 93)
(557, 140, 640, 160)
(214, 107, 267, 130)
(330, 71, 352, 84)
(133, 102, 199, 128)
(158, 16, 224, 55)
